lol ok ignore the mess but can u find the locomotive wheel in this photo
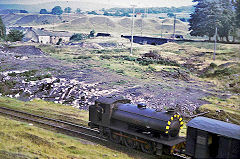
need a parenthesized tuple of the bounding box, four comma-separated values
(140, 141, 155, 154)
(123, 135, 137, 149)
(110, 131, 121, 144)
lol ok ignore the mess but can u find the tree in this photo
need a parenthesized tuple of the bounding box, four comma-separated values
(218, 0, 234, 42)
(64, 7, 72, 13)
(0, 16, 6, 39)
(75, 8, 81, 14)
(7, 30, 24, 42)
(189, 0, 218, 40)
(189, 0, 234, 41)
(40, 9, 48, 14)
(89, 30, 95, 38)
(51, 6, 63, 15)
(234, 0, 240, 27)
(167, 12, 175, 18)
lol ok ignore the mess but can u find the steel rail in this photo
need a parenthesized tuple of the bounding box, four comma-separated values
(0, 106, 106, 142)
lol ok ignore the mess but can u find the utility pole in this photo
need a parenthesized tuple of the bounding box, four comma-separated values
(130, 5, 136, 56)
(213, 27, 218, 61)
(161, 21, 163, 38)
(106, 0, 110, 33)
(141, 14, 143, 36)
(173, 15, 176, 40)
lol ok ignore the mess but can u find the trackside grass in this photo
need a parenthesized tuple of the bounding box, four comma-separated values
(0, 96, 89, 126)
(0, 115, 134, 159)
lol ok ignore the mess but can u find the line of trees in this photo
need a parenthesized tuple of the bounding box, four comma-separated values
(189, 0, 240, 42)
(106, 6, 194, 14)
(40, 6, 82, 15)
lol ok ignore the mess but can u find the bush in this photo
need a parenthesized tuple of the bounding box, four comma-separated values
(89, 30, 95, 38)
(7, 30, 24, 42)
(56, 38, 62, 45)
(116, 69, 125, 75)
(209, 62, 218, 68)
(122, 56, 137, 61)
(73, 56, 91, 59)
(70, 33, 88, 41)
(179, 18, 186, 22)
(100, 55, 111, 59)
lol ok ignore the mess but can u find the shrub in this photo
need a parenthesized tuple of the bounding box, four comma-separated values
(70, 33, 88, 41)
(56, 38, 62, 45)
(89, 30, 95, 38)
(122, 56, 137, 61)
(116, 69, 125, 75)
(73, 56, 91, 59)
(7, 30, 24, 42)
(100, 55, 111, 59)
(209, 63, 217, 68)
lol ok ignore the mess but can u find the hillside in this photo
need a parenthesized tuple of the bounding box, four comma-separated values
(1, 13, 189, 37)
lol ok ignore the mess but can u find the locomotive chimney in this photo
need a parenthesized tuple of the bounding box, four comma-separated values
(166, 108, 176, 114)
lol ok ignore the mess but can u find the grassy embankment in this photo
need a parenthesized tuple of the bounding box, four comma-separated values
(0, 116, 132, 159)
(0, 96, 89, 125)
(0, 96, 153, 159)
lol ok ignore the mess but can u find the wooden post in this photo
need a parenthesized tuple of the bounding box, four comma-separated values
(213, 27, 218, 61)
(130, 5, 136, 56)
(173, 15, 176, 40)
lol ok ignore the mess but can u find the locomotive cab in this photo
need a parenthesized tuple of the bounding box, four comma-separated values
(89, 96, 130, 128)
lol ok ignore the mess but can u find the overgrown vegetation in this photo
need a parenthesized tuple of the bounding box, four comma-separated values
(0, 80, 17, 96)
(70, 33, 89, 41)
(8, 70, 52, 82)
(6, 30, 24, 42)
(199, 96, 240, 125)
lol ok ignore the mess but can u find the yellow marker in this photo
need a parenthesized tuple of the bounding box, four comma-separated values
(166, 126, 170, 130)
(180, 121, 183, 125)
(179, 118, 182, 121)
(177, 115, 180, 118)
(174, 115, 177, 117)
(180, 126, 183, 129)
(165, 131, 169, 134)
(171, 117, 173, 120)
(168, 121, 171, 125)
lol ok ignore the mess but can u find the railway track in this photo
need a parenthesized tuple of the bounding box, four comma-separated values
(0, 106, 106, 142)
(0, 106, 156, 159)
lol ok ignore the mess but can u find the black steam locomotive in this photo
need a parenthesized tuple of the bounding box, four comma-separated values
(88, 96, 240, 158)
